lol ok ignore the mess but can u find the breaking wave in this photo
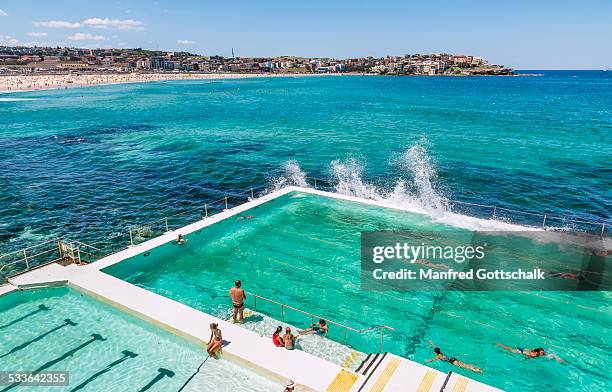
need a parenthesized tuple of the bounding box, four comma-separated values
(329, 140, 448, 216)
(267, 160, 309, 192)
(268, 140, 534, 232)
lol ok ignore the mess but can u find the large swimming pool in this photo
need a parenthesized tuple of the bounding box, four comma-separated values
(0, 287, 281, 391)
(104, 192, 611, 391)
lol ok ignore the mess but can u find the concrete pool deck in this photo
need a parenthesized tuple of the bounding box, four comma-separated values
(3, 186, 504, 392)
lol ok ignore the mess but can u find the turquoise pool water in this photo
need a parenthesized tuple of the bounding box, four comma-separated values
(0, 287, 280, 391)
(104, 192, 611, 391)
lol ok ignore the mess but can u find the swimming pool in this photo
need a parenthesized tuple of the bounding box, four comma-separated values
(0, 287, 281, 391)
(103, 191, 612, 391)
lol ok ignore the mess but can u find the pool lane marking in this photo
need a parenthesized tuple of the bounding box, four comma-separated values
(138, 368, 175, 392)
(451, 376, 469, 392)
(415, 369, 436, 392)
(69, 350, 138, 392)
(368, 357, 401, 392)
(0, 303, 50, 330)
(0, 333, 106, 392)
(325, 369, 358, 392)
(0, 318, 77, 359)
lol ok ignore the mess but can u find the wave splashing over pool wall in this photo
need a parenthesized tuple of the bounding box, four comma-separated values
(268, 160, 309, 192)
(329, 141, 448, 216)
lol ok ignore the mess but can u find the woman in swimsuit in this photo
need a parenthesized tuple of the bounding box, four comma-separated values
(207, 323, 223, 356)
(272, 326, 284, 347)
(426, 341, 483, 374)
(283, 327, 298, 350)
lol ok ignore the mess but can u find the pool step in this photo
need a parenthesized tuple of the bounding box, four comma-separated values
(355, 352, 388, 391)
(16, 281, 67, 290)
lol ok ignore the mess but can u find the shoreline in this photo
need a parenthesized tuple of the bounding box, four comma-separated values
(0, 71, 543, 94)
(0, 72, 326, 94)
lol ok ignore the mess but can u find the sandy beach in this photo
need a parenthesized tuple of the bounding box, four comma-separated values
(0, 72, 314, 93)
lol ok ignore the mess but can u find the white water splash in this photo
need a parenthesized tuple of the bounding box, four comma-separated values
(329, 141, 448, 215)
(329, 158, 381, 200)
(268, 160, 309, 192)
(266, 146, 536, 233)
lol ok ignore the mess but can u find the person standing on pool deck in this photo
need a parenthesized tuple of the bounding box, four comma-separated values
(426, 340, 483, 373)
(230, 280, 246, 323)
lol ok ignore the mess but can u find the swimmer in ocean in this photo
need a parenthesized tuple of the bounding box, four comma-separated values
(176, 234, 186, 245)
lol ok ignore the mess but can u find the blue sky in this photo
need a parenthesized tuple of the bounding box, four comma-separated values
(0, 0, 610, 69)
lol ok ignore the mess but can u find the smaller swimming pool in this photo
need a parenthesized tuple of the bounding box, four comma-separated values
(0, 286, 282, 391)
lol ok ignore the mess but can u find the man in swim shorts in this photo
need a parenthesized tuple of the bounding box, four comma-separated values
(229, 280, 246, 323)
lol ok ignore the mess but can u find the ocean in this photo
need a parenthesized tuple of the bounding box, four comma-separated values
(0, 71, 610, 252)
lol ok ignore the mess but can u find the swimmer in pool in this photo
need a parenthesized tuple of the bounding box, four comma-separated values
(496, 343, 564, 362)
(176, 234, 186, 245)
(300, 319, 328, 337)
(426, 341, 483, 373)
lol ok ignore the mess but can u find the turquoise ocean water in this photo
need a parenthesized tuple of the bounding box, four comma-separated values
(0, 71, 610, 253)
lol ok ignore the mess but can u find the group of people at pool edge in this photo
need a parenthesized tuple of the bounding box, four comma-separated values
(230, 280, 328, 351)
(271, 319, 329, 350)
(227, 279, 563, 377)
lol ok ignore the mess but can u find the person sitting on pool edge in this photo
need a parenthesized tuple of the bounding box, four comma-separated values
(300, 319, 328, 337)
(207, 323, 223, 357)
(426, 340, 483, 374)
(176, 234, 186, 245)
(496, 343, 564, 362)
(272, 326, 284, 347)
(283, 327, 298, 350)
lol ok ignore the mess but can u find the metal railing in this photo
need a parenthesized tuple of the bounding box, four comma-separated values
(0, 239, 62, 277)
(246, 291, 394, 353)
(1, 178, 608, 281)
(303, 176, 610, 239)
(0, 184, 271, 281)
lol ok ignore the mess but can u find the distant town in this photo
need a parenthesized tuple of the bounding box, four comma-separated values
(0, 46, 513, 76)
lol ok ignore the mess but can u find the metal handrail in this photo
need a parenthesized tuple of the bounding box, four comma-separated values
(245, 291, 394, 353)
(0, 239, 59, 260)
